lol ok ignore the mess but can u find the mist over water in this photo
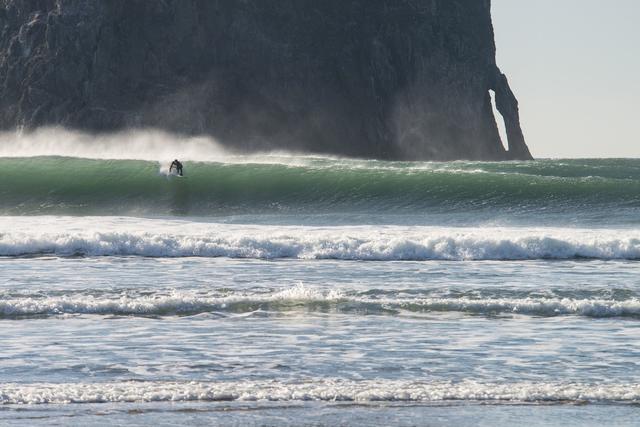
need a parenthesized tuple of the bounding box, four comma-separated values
(0, 128, 227, 162)
(0, 127, 319, 163)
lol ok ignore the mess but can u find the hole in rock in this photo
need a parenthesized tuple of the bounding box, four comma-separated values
(489, 89, 508, 151)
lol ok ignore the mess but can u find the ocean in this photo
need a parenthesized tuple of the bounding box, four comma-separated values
(1, 140, 639, 425)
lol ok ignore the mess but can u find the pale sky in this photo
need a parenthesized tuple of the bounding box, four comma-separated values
(492, 0, 640, 158)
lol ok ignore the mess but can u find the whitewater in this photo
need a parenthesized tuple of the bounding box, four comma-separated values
(1, 131, 639, 426)
(2, 217, 640, 260)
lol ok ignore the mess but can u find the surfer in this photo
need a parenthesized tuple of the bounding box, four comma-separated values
(169, 159, 183, 176)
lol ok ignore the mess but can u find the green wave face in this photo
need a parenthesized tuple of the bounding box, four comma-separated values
(1, 157, 639, 224)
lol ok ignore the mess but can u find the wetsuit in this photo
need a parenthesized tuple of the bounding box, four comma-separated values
(170, 160, 183, 176)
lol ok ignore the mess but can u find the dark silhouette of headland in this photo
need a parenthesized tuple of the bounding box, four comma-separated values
(0, 0, 533, 160)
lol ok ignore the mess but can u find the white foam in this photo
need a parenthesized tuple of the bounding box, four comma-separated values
(1, 380, 638, 404)
(0, 284, 344, 316)
(1, 285, 638, 318)
(1, 217, 639, 261)
(397, 296, 640, 318)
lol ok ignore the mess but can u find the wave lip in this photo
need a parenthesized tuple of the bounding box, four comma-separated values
(1, 380, 638, 405)
(1, 220, 640, 261)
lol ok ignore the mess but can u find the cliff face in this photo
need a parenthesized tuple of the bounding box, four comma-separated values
(0, 0, 532, 160)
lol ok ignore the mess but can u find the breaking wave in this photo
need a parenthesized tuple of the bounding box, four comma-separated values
(1, 218, 639, 260)
(2, 380, 638, 405)
(0, 139, 639, 221)
(2, 285, 639, 319)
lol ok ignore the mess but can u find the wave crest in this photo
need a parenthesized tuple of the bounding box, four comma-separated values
(2, 285, 639, 318)
(2, 380, 638, 405)
(1, 152, 639, 219)
(2, 219, 639, 261)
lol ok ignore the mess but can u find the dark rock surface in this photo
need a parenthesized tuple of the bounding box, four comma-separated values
(0, 0, 533, 160)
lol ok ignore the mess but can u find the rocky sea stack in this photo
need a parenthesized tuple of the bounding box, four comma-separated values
(0, 0, 533, 160)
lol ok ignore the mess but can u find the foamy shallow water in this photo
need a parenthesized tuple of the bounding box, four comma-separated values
(1, 251, 639, 425)
(3, 401, 640, 427)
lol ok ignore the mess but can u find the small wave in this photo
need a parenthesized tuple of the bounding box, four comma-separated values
(0, 285, 343, 317)
(1, 286, 639, 318)
(1, 219, 639, 260)
(1, 380, 638, 405)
